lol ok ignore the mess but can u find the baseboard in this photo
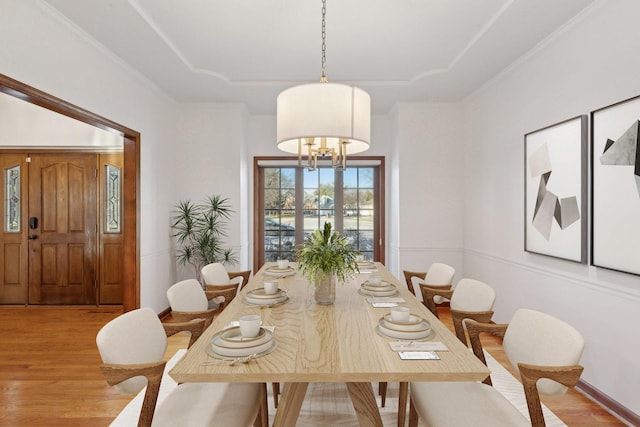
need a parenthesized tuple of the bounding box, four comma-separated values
(576, 380, 639, 426)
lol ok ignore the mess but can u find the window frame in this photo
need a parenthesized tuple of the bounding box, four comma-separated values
(253, 156, 385, 272)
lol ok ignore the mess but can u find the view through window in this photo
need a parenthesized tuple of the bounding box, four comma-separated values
(256, 159, 383, 269)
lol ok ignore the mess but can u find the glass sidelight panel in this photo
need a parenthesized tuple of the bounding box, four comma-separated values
(105, 165, 121, 233)
(4, 165, 20, 233)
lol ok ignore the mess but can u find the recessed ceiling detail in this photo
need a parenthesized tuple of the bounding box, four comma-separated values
(41, 0, 597, 113)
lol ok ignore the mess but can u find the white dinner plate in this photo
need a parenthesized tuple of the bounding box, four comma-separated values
(264, 266, 296, 277)
(381, 315, 430, 332)
(211, 329, 274, 357)
(245, 294, 289, 306)
(246, 288, 287, 299)
(217, 326, 272, 348)
(358, 287, 399, 297)
(208, 340, 277, 360)
(361, 281, 395, 291)
(376, 318, 432, 340)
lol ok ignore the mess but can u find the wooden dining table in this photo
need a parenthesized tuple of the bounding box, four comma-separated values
(169, 262, 490, 426)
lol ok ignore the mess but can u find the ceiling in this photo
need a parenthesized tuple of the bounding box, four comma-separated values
(41, 0, 596, 114)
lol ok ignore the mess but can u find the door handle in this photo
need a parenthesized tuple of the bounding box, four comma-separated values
(28, 235, 38, 240)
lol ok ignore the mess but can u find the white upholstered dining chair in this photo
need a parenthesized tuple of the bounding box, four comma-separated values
(420, 277, 496, 345)
(403, 262, 455, 302)
(201, 262, 252, 310)
(409, 308, 584, 427)
(166, 278, 217, 327)
(96, 307, 267, 427)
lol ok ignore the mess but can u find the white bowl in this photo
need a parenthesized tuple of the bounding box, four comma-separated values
(211, 338, 274, 358)
(245, 294, 289, 305)
(362, 281, 394, 291)
(247, 288, 286, 299)
(359, 287, 398, 297)
(382, 314, 430, 332)
(377, 318, 432, 340)
(217, 326, 272, 348)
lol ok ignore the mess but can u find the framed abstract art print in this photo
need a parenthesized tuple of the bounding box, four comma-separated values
(524, 115, 587, 263)
(591, 95, 640, 275)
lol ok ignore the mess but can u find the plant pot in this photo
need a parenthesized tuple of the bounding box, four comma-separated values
(314, 274, 336, 305)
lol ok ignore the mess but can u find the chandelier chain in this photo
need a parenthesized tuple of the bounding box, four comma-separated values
(320, 0, 327, 82)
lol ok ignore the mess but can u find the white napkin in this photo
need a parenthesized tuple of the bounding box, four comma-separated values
(389, 341, 448, 352)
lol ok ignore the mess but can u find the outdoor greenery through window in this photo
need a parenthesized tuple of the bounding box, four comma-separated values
(257, 159, 383, 269)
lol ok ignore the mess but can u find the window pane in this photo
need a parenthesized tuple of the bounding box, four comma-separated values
(105, 165, 121, 233)
(5, 165, 20, 233)
(264, 168, 296, 261)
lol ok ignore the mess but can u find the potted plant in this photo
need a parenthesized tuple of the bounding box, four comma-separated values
(296, 221, 359, 304)
(171, 195, 238, 282)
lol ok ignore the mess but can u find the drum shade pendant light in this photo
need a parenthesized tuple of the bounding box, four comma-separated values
(276, 0, 371, 171)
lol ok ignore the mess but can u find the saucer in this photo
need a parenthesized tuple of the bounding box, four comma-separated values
(217, 326, 272, 348)
(381, 314, 430, 332)
(357, 262, 375, 269)
(247, 288, 287, 299)
(358, 286, 398, 297)
(264, 266, 296, 277)
(208, 340, 276, 359)
(376, 318, 432, 340)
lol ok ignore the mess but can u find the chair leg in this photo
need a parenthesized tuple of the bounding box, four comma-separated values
(254, 383, 268, 427)
(408, 396, 419, 427)
(379, 381, 388, 407)
(272, 382, 280, 408)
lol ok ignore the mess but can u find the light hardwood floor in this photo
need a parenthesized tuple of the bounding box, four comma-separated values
(0, 305, 626, 426)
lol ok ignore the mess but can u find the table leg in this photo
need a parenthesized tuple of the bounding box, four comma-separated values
(345, 382, 383, 427)
(398, 381, 408, 427)
(272, 382, 309, 427)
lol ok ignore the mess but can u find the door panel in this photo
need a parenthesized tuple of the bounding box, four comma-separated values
(0, 155, 28, 304)
(28, 153, 97, 305)
(98, 153, 124, 304)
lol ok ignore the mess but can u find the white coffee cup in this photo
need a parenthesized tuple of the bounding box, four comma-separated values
(239, 314, 261, 338)
(391, 306, 411, 323)
(369, 274, 382, 286)
(356, 254, 364, 262)
(263, 280, 279, 295)
(277, 259, 288, 269)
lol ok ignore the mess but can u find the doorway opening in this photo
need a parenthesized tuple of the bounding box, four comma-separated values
(0, 74, 139, 311)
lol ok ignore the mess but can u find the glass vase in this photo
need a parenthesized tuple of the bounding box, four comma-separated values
(314, 274, 336, 305)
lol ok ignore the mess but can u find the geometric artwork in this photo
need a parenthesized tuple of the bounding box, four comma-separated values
(592, 95, 640, 275)
(600, 120, 640, 197)
(530, 143, 580, 240)
(525, 116, 587, 263)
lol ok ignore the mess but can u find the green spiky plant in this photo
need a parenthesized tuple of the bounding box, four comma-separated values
(296, 221, 360, 284)
(171, 195, 238, 281)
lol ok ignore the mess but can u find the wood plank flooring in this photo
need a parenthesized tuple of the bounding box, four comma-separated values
(0, 305, 626, 426)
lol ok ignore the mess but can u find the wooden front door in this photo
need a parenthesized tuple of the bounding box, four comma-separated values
(27, 153, 98, 304)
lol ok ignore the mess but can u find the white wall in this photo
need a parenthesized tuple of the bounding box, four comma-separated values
(391, 103, 465, 287)
(172, 103, 249, 279)
(463, 0, 640, 415)
(0, 0, 179, 313)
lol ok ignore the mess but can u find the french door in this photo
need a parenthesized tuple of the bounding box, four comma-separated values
(254, 157, 385, 271)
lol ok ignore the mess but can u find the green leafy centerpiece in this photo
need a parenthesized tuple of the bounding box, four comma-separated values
(296, 222, 359, 305)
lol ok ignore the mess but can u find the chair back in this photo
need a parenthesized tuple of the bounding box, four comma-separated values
(450, 278, 495, 312)
(425, 262, 455, 285)
(167, 279, 209, 311)
(96, 308, 167, 394)
(201, 262, 231, 286)
(503, 308, 584, 396)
